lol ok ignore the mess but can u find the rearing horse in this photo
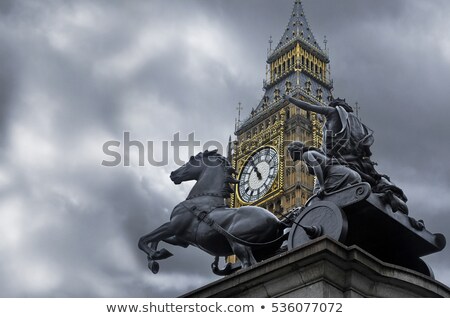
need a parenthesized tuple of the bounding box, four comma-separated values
(138, 149, 286, 274)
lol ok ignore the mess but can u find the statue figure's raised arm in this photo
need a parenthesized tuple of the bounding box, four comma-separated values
(284, 95, 334, 116)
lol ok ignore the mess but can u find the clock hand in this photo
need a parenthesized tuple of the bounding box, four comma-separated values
(250, 160, 263, 180)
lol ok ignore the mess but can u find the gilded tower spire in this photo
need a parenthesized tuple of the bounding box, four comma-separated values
(236, 0, 333, 134)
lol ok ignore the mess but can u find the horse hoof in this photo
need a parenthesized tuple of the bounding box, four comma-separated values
(148, 261, 159, 274)
(153, 248, 173, 260)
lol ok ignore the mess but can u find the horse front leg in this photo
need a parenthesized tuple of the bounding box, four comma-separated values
(138, 222, 175, 273)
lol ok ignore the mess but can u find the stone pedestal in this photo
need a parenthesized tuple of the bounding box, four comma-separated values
(183, 237, 450, 298)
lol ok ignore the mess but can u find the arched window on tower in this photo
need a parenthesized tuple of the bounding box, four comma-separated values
(285, 81, 292, 95)
(305, 80, 312, 94)
(275, 199, 282, 215)
(263, 96, 269, 109)
(274, 88, 281, 102)
(290, 167, 296, 186)
(316, 88, 323, 101)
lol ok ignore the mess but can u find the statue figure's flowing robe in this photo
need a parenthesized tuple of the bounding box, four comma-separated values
(322, 106, 407, 203)
(313, 163, 362, 194)
(323, 106, 374, 158)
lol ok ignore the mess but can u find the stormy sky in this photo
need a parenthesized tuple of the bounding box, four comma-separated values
(1, 0, 450, 297)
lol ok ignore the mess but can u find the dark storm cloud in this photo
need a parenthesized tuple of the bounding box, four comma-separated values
(0, 0, 222, 297)
(0, 36, 17, 147)
(0, 0, 13, 16)
(0, 0, 449, 297)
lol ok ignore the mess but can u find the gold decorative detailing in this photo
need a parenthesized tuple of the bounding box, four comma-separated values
(268, 43, 329, 87)
(237, 119, 283, 154)
(311, 112, 322, 148)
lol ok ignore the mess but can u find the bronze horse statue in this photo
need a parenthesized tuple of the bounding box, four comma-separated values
(138, 149, 286, 274)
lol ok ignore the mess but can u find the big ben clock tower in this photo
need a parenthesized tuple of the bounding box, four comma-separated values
(231, 0, 334, 216)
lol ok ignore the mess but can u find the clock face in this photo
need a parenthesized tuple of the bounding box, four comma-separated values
(238, 147, 279, 203)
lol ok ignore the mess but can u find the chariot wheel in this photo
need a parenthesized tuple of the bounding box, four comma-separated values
(288, 201, 348, 250)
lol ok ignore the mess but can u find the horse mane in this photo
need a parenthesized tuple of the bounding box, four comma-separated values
(202, 149, 239, 198)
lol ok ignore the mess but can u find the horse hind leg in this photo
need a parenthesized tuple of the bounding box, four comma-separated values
(149, 236, 187, 259)
(230, 241, 257, 269)
(138, 224, 171, 257)
(145, 235, 189, 274)
(138, 222, 175, 273)
(147, 236, 176, 260)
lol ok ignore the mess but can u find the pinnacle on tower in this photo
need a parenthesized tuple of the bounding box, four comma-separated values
(274, 0, 323, 53)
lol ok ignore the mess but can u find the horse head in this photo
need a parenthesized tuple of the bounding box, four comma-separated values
(170, 152, 205, 185)
(170, 149, 238, 198)
(170, 149, 223, 184)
